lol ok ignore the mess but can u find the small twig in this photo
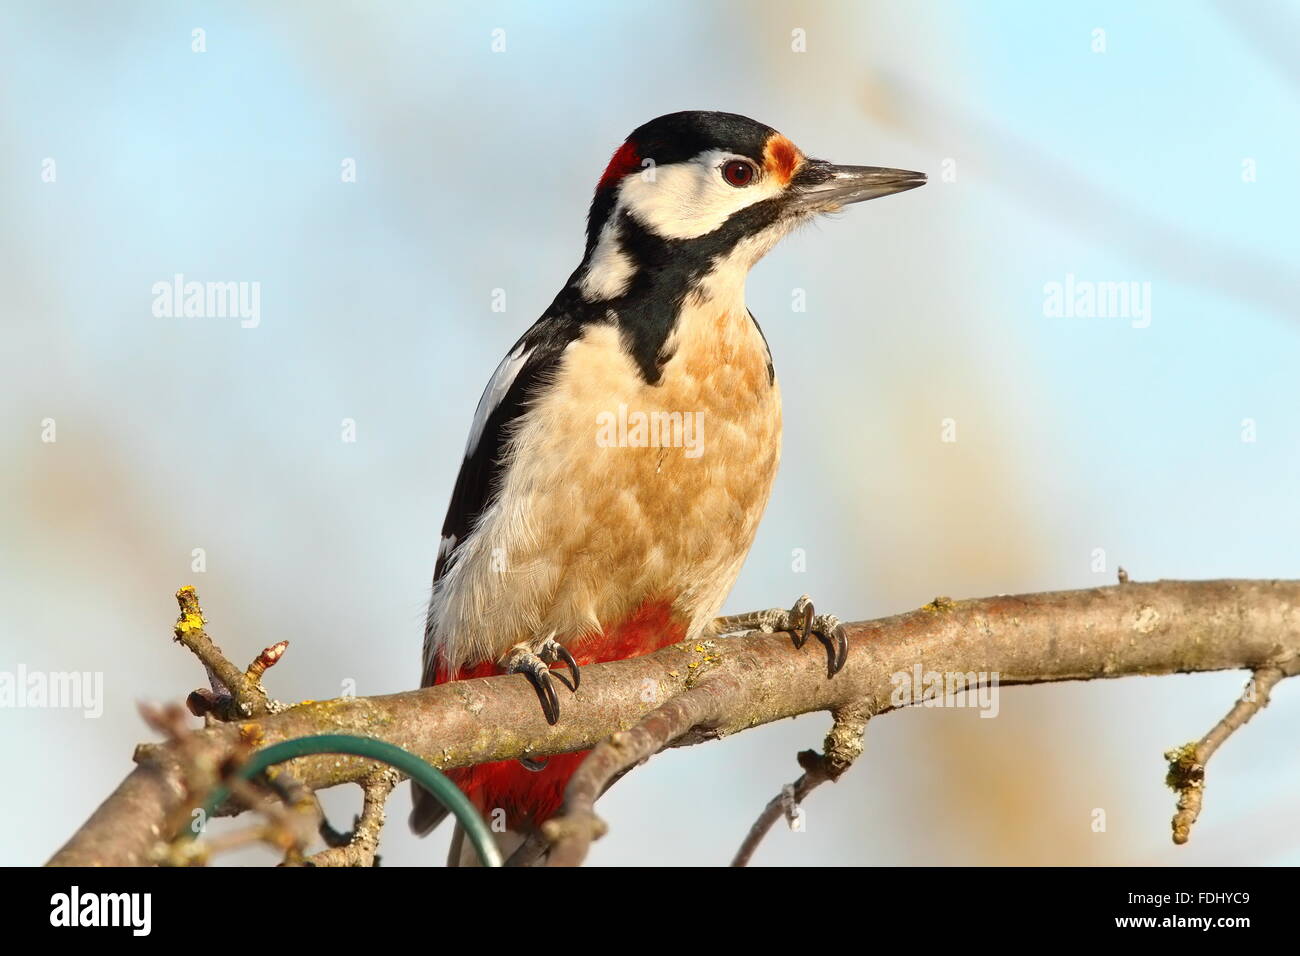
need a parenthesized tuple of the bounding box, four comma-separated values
(247, 640, 289, 685)
(544, 675, 741, 866)
(137, 701, 238, 850)
(1165, 660, 1299, 844)
(153, 779, 320, 867)
(172, 826, 272, 863)
(172, 586, 271, 718)
(300, 769, 400, 867)
(139, 700, 318, 865)
(731, 705, 870, 866)
(226, 777, 318, 861)
(731, 762, 826, 868)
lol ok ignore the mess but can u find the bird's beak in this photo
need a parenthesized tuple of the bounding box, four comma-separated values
(789, 161, 927, 212)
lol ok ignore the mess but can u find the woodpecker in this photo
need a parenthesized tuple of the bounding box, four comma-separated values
(411, 110, 924, 863)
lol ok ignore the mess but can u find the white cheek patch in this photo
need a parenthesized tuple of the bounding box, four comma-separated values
(616, 150, 785, 240)
(580, 217, 636, 301)
(465, 342, 532, 457)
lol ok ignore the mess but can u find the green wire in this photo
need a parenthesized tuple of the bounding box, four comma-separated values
(193, 733, 503, 867)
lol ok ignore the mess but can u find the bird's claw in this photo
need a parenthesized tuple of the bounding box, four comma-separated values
(504, 637, 581, 727)
(716, 594, 848, 677)
(547, 640, 581, 693)
(783, 595, 848, 677)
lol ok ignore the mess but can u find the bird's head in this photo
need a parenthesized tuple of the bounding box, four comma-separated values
(578, 110, 925, 301)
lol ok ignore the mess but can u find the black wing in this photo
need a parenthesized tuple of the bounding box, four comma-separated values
(431, 306, 591, 587)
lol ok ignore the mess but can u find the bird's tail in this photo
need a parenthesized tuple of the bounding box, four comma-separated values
(410, 780, 528, 866)
(445, 823, 527, 866)
(408, 779, 450, 837)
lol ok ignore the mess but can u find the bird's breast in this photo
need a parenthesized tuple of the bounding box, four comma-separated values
(432, 298, 780, 670)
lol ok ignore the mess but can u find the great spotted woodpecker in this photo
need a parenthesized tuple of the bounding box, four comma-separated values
(411, 111, 924, 862)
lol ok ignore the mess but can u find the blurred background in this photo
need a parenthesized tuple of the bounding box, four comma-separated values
(3, 0, 1298, 866)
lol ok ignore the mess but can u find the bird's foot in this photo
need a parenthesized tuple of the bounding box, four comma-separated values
(502, 637, 581, 727)
(714, 594, 848, 677)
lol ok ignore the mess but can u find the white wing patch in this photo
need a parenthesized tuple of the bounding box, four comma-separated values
(465, 343, 533, 458)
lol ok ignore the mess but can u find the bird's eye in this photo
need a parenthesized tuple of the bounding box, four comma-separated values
(722, 160, 755, 187)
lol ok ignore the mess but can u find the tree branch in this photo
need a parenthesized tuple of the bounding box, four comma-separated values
(172, 586, 274, 719)
(544, 674, 744, 866)
(48, 578, 1300, 866)
(729, 703, 871, 867)
(1165, 660, 1300, 845)
(298, 769, 401, 867)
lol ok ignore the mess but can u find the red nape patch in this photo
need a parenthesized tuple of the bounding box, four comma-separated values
(435, 600, 687, 828)
(596, 140, 641, 191)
